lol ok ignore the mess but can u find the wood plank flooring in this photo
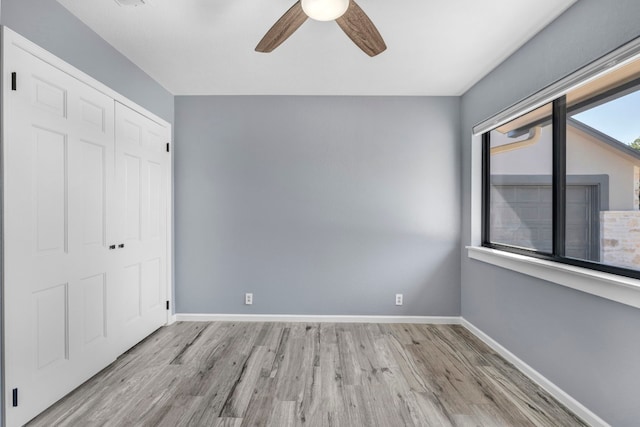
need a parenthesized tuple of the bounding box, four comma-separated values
(27, 322, 587, 426)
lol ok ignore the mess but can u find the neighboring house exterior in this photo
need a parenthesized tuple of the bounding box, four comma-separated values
(490, 118, 640, 269)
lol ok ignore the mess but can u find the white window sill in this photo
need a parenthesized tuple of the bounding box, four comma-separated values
(467, 246, 640, 310)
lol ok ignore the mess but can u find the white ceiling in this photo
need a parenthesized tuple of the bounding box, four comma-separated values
(57, 0, 577, 96)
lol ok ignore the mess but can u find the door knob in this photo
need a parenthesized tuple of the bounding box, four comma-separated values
(109, 245, 116, 250)
(118, 243, 125, 248)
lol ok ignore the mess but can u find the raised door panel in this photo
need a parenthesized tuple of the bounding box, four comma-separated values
(146, 161, 162, 240)
(124, 154, 142, 243)
(78, 97, 107, 134)
(123, 263, 142, 323)
(81, 274, 107, 346)
(31, 75, 67, 118)
(78, 141, 107, 248)
(146, 128, 165, 153)
(34, 284, 69, 371)
(122, 118, 143, 147)
(33, 127, 68, 254)
(142, 258, 162, 310)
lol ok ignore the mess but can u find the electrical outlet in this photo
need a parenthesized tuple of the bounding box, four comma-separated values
(245, 293, 253, 305)
(395, 294, 403, 306)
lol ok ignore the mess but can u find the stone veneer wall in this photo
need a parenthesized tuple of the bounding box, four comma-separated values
(601, 211, 640, 269)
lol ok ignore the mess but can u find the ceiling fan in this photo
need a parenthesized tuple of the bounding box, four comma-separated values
(256, 0, 387, 57)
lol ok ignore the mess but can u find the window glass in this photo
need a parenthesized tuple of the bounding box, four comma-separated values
(566, 58, 640, 270)
(489, 104, 553, 252)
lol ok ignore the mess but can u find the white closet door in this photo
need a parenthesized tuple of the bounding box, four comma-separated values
(4, 46, 117, 426)
(114, 102, 169, 353)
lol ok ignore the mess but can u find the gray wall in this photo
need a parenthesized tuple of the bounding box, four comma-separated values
(175, 96, 461, 316)
(0, 0, 173, 123)
(461, 1, 640, 426)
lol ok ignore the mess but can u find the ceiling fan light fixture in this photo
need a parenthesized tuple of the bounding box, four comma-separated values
(301, 0, 349, 21)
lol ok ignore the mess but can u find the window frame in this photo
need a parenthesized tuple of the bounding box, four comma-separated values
(472, 36, 640, 136)
(481, 89, 640, 281)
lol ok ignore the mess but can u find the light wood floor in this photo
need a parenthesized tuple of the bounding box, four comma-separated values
(28, 322, 586, 426)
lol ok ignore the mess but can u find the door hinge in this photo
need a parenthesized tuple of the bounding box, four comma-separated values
(11, 72, 17, 91)
(166, 300, 170, 311)
(166, 143, 170, 153)
(12, 388, 18, 407)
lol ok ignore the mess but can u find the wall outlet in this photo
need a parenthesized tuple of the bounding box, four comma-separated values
(245, 293, 253, 305)
(395, 294, 403, 306)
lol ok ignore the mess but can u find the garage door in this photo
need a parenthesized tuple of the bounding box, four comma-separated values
(490, 184, 599, 261)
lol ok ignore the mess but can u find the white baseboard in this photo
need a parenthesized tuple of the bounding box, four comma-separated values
(167, 314, 177, 325)
(461, 318, 609, 427)
(174, 313, 461, 324)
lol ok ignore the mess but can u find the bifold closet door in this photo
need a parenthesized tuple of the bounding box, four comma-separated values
(4, 45, 118, 426)
(114, 102, 169, 353)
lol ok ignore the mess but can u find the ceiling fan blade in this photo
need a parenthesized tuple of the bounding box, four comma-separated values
(336, 0, 386, 57)
(256, 1, 308, 53)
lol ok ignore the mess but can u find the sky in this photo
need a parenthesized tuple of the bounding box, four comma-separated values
(572, 90, 640, 145)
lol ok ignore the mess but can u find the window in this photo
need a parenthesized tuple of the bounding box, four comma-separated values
(482, 55, 640, 279)
(487, 104, 554, 253)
